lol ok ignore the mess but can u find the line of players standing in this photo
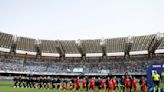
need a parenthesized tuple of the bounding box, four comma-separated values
(13, 75, 147, 92)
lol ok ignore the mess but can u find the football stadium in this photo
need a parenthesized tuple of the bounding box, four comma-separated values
(0, 0, 164, 92)
(0, 32, 164, 92)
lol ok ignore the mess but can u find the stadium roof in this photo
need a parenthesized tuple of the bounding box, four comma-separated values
(0, 32, 164, 57)
(0, 0, 164, 57)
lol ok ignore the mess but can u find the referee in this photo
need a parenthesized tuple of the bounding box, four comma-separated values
(162, 71, 164, 83)
(152, 71, 160, 90)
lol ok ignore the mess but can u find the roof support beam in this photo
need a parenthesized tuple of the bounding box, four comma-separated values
(76, 39, 86, 60)
(56, 41, 65, 60)
(124, 36, 133, 58)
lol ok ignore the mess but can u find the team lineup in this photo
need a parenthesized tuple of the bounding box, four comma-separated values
(13, 75, 148, 92)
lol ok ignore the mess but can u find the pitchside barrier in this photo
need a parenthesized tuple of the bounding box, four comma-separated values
(147, 63, 164, 92)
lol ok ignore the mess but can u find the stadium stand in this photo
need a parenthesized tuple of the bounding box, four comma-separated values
(157, 33, 164, 49)
(0, 32, 13, 48)
(0, 56, 163, 75)
(105, 37, 127, 53)
(59, 40, 79, 54)
(81, 39, 102, 53)
(40, 40, 59, 53)
(0, 31, 164, 76)
(16, 37, 35, 52)
(130, 34, 155, 51)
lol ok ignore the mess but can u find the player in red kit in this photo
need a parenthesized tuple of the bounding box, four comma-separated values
(101, 77, 106, 92)
(76, 77, 80, 90)
(132, 77, 137, 92)
(112, 76, 117, 92)
(82, 77, 86, 91)
(108, 77, 113, 92)
(139, 76, 147, 92)
(90, 77, 95, 92)
(125, 76, 130, 92)
(62, 82, 67, 90)
(69, 81, 74, 90)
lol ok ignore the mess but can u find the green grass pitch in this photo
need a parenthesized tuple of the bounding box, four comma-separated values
(0, 81, 164, 92)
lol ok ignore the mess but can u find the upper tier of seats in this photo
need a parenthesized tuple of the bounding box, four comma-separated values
(0, 32, 164, 56)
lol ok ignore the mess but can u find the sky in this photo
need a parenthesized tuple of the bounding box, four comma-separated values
(0, 0, 164, 40)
